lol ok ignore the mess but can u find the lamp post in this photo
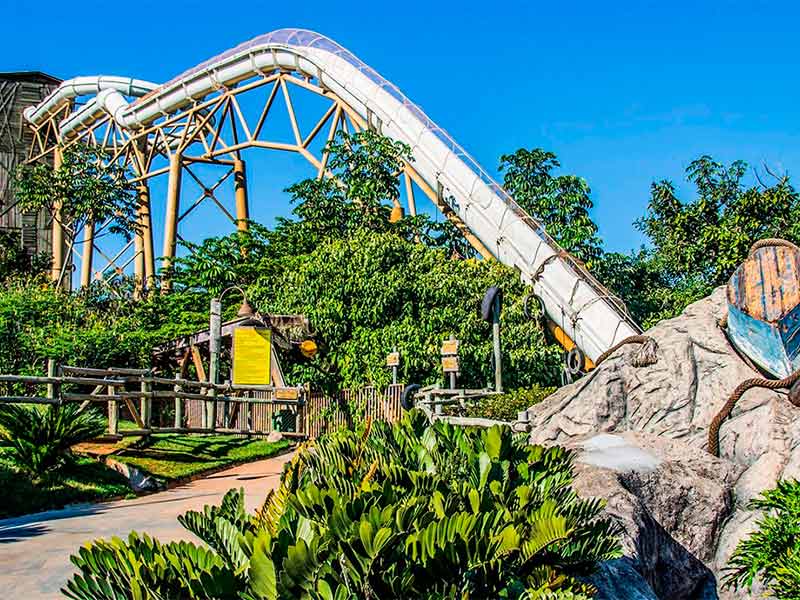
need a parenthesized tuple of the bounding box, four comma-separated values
(207, 285, 253, 429)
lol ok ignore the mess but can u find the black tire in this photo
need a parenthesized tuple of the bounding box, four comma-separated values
(566, 347, 585, 376)
(401, 384, 421, 411)
(481, 286, 503, 322)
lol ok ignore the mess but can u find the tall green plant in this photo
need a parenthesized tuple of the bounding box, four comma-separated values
(0, 404, 105, 481)
(64, 411, 621, 599)
(724, 479, 800, 599)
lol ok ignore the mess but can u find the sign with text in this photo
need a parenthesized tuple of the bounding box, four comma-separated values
(386, 351, 400, 367)
(233, 327, 271, 385)
(441, 339, 459, 356)
(441, 355, 460, 373)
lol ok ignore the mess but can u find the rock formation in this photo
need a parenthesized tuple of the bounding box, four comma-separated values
(520, 287, 800, 599)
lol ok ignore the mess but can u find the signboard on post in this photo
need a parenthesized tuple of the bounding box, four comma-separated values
(233, 327, 271, 385)
(441, 355, 460, 373)
(441, 339, 459, 356)
(386, 352, 400, 367)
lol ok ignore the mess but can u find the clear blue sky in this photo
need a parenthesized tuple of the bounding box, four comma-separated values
(2, 0, 798, 253)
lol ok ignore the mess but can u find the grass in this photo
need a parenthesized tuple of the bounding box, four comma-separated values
(111, 434, 292, 481)
(0, 433, 292, 519)
(0, 455, 132, 519)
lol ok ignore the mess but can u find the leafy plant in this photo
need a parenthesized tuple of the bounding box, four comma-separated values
(724, 479, 800, 599)
(500, 149, 603, 266)
(0, 403, 105, 481)
(14, 142, 139, 284)
(0, 229, 50, 284)
(64, 411, 621, 599)
(464, 384, 556, 422)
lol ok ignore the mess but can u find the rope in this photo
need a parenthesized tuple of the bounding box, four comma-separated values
(706, 238, 800, 455)
(708, 369, 800, 457)
(594, 335, 658, 368)
(749, 238, 800, 256)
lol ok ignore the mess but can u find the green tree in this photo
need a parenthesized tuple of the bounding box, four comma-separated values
(248, 231, 561, 392)
(631, 156, 800, 324)
(15, 143, 139, 284)
(499, 148, 603, 265)
(0, 229, 50, 284)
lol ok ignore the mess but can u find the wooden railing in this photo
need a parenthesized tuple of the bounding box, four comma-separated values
(0, 361, 405, 440)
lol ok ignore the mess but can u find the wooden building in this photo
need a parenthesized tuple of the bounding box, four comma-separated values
(0, 71, 61, 255)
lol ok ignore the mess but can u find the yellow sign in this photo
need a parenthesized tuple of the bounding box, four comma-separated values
(441, 339, 459, 356)
(442, 355, 460, 373)
(386, 351, 400, 367)
(233, 327, 271, 385)
(275, 387, 300, 400)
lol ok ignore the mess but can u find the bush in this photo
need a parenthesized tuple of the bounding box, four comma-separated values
(724, 479, 800, 598)
(464, 384, 556, 421)
(64, 411, 620, 599)
(0, 403, 106, 481)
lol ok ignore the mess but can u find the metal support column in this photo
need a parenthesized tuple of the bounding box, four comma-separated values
(161, 154, 182, 291)
(234, 159, 249, 232)
(50, 146, 65, 286)
(80, 221, 94, 288)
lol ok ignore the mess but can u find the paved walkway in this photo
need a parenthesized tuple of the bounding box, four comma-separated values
(0, 452, 294, 598)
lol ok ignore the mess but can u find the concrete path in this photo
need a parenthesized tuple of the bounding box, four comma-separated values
(0, 452, 294, 598)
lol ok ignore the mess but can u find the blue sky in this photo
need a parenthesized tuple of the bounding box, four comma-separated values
(2, 0, 797, 253)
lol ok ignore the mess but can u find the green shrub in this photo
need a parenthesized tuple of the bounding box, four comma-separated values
(724, 479, 800, 599)
(464, 384, 556, 421)
(0, 404, 105, 481)
(64, 410, 620, 599)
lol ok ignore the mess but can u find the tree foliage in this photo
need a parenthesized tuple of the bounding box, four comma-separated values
(64, 411, 621, 599)
(0, 229, 50, 284)
(724, 479, 800, 599)
(499, 149, 603, 265)
(15, 143, 139, 238)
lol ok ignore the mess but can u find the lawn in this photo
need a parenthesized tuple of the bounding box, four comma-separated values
(0, 434, 292, 519)
(0, 456, 132, 519)
(111, 433, 292, 481)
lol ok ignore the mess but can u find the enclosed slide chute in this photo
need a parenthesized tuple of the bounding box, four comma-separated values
(24, 28, 640, 363)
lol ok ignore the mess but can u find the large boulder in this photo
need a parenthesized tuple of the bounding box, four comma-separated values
(520, 287, 800, 598)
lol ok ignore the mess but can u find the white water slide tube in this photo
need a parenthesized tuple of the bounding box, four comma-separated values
(24, 28, 640, 362)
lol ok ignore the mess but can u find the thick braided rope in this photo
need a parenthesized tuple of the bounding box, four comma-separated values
(594, 335, 655, 367)
(749, 238, 800, 256)
(708, 238, 800, 456)
(708, 369, 800, 457)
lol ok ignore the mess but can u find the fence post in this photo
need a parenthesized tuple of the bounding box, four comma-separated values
(108, 383, 118, 435)
(140, 377, 152, 429)
(46, 359, 59, 403)
(174, 374, 183, 430)
(241, 392, 250, 434)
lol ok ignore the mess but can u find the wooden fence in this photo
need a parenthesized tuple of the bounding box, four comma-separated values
(0, 362, 404, 440)
(184, 384, 404, 439)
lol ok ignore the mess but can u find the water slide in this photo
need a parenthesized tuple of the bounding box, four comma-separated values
(24, 28, 641, 363)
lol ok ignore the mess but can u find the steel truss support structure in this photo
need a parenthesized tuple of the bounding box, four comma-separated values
(26, 72, 475, 294)
(22, 29, 641, 362)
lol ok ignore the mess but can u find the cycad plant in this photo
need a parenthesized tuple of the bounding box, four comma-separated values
(64, 411, 621, 599)
(0, 403, 106, 482)
(724, 479, 800, 599)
